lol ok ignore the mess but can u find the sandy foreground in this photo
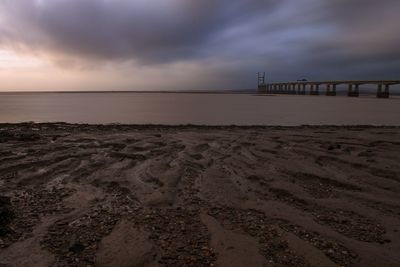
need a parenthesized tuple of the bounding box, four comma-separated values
(0, 123, 400, 267)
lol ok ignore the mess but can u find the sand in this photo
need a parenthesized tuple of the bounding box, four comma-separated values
(0, 123, 400, 267)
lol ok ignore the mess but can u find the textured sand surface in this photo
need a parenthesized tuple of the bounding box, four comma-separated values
(1, 123, 400, 267)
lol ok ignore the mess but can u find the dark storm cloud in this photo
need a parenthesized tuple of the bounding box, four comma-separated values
(0, 0, 278, 64)
(0, 0, 399, 85)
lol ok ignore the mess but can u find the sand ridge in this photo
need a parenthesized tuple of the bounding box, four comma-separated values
(0, 123, 400, 266)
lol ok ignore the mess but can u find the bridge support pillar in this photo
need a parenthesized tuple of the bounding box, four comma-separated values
(258, 84, 267, 94)
(326, 84, 337, 96)
(301, 84, 306, 95)
(377, 84, 390, 98)
(310, 84, 319, 95)
(291, 84, 296, 94)
(348, 84, 359, 97)
(347, 84, 352, 96)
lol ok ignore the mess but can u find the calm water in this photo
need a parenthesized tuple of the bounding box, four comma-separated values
(1, 92, 400, 125)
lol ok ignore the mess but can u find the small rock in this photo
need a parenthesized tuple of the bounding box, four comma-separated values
(69, 243, 86, 253)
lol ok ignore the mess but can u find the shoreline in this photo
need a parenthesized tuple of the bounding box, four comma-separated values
(2, 122, 400, 128)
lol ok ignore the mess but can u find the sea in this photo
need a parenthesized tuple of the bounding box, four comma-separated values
(0, 92, 400, 125)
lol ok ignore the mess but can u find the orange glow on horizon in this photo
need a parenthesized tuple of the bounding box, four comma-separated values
(0, 49, 46, 70)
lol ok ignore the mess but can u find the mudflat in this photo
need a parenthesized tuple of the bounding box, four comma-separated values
(0, 123, 400, 267)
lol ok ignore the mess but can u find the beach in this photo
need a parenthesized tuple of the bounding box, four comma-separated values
(1, 123, 400, 266)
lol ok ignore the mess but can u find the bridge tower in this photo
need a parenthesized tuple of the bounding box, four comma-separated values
(257, 72, 267, 93)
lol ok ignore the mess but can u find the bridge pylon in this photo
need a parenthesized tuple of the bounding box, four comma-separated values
(257, 72, 267, 93)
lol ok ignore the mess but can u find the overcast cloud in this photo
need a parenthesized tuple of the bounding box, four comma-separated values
(0, 0, 399, 90)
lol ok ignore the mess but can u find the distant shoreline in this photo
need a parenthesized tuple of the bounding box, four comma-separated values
(0, 90, 255, 94)
(1, 90, 399, 96)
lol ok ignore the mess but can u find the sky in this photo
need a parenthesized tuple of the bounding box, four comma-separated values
(0, 0, 399, 91)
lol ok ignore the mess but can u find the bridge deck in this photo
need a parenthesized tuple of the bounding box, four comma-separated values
(269, 80, 400, 85)
(258, 80, 399, 98)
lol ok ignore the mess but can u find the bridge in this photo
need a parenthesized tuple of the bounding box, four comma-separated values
(257, 74, 400, 98)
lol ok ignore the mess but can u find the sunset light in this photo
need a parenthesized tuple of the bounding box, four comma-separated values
(0, 49, 44, 70)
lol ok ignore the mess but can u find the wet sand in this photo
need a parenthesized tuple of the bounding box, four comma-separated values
(0, 123, 400, 266)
